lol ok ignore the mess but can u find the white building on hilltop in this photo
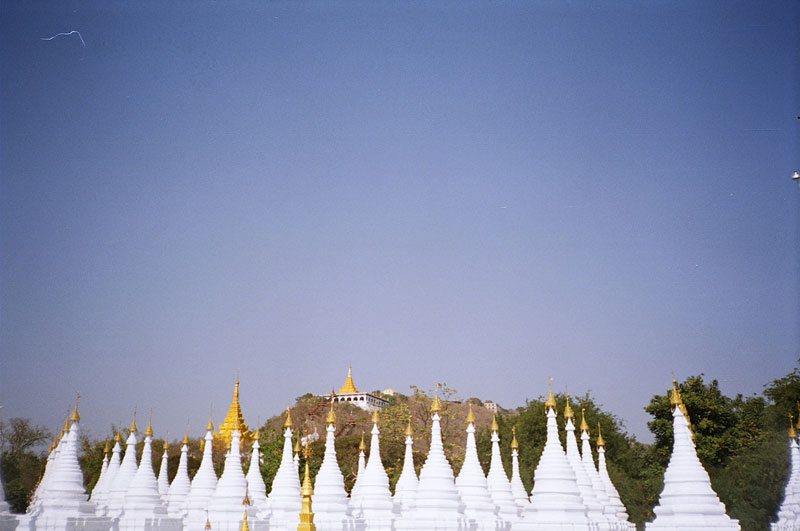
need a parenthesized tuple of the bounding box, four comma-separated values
(325, 367, 389, 411)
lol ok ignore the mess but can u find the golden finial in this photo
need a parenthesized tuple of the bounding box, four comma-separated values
(372, 410, 380, 424)
(130, 409, 139, 433)
(326, 403, 336, 425)
(234, 377, 240, 399)
(431, 396, 442, 413)
(294, 437, 301, 454)
(103, 440, 110, 454)
(790, 415, 797, 439)
(491, 414, 499, 432)
(359, 431, 366, 452)
(70, 394, 81, 423)
(182, 430, 190, 445)
(596, 423, 605, 447)
(243, 490, 251, 507)
(240, 510, 249, 531)
(298, 457, 316, 530)
(253, 429, 260, 442)
(405, 421, 413, 438)
(564, 394, 574, 420)
(62, 418, 70, 435)
(544, 377, 557, 412)
(114, 431, 122, 443)
(284, 408, 293, 429)
(579, 407, 589, 433)
(206, 417, 214, 432)
(670, 378, 682, 408)
(796, 403, 800, 431)
(205, 512, 212, 530)
(164, 438, 170, 451)
(511, 426, 519, 450)
(466, 402, 475, 424)
(145, 410, 154, 437)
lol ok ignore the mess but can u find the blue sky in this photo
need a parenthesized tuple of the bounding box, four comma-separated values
(1, 1, 798, 443)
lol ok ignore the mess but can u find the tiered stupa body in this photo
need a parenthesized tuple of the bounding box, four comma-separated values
(165, 434, 191, 517)
(509, 429, 529, 510)
(93, 434, 122, 514)
(395, 397, 468, 531)
(455, 406, 505, 531)
(245, 432, 269, 515)
(118, 421, 181, 531)
(157, 441, 170, 500)
(392, 423, 418, 516)
(563, 403, 606, 529)
(311, 406, 354, 531)
(646, 382, 739, 530)
(513, 388, 590, 531)
(27, 403, 110, 531)
(596, 426, 633, 529)
(107, 419, 141, 517)
(486, 416, 520, 524)
(28, 435, 62, 512)
(349, 411, 396, 529)
(772, 419, 800, 531)
(349, 434, 367, 504)
(89, 443, 110, 505)
(579, 416, 618, 525)
(207, 431, 254, 531)
(184, 421, 220, 527)
(264, 410, 301, 530)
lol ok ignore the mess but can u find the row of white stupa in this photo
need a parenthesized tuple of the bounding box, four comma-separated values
(771, 414, 800, 531)
(0, 382, 744, 531)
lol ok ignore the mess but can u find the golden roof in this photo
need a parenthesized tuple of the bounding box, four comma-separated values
(405, 421, 413, 437)
(564, 394, 574, 420)
(491, 414, 499, 432)
(359, 431, 366, 451)
(339, 366, 359, 395)
(511, 426, 519, 450)
(466, 403, 475, 424)
(284, 408, 293, 429)
(790, 415, 797, 439)
(596, 423, 605, 447)
(544, 380, 557, 412)
(431, 396, 442, 413)
(70, 394, 80, 423)
(326, 403, 336, 425)
(217, 379, 252, 447)
(579, 408, 589, 433)
(372, 410, 380, 424)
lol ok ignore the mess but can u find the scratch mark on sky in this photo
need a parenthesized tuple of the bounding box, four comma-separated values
(41, 30, 86, 47)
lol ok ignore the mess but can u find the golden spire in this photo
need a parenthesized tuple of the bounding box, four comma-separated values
(564, 394, 574, 420)
(372, 410, 380, 424)
(544, 378, 557, 412)
(431, 396, 442, 413)
(103, 440, 110, 454)
(596, 423, 605, 447)
(298, 457, 316, 530)
(145, 410, 154, 437)
(796, 402, 800, 431)
(114, 431, 122, 443)
(205, 513, 212, 530)
(491, 414, 499, 433)
(284, 408, 293, 429)
(62, 418, 70, 434)
(511, 426, 519, 450)
(326, 403, 336, 425)
(240, 510, 249, 531)
(217, 378, 252, 448)
(405, 421, 413, 438)
(294, 437, 301, 454)
(579, 407, 589, 433)
(206, 417, 215, 432)
(130, 412, 138, 433)
(70, 394, 81, 423)
(790, 415, 797, 439)
(164, 438, 170, 451)
(338, 366, 359, 395)
(182, 430, 190, 445)
(466, 402, 475, 424)
(670, 378, 682, 408)
(359, 431, 366, 452)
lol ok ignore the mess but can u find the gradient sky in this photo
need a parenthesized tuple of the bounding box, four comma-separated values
(1, 1, 798, 443)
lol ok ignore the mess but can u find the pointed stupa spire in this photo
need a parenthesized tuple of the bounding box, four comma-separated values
(580, 410, 617, 523)
(773, 415, 800, 529)
(596, 423, 632, 525)
(298, 459, 316, 531)
(564, 394, 574, 420)
(431, 396, 442, 413)
(208, 430, 250, 528)
(166, 430, 191, 516)
(284, 408, 293, 429)
(564, 406, 607, 527)
(544, 378, 557, 413)
(339, 366, 359, 394)
(350, 431, 368, 503)
(90, 441, 110, 504)
(509, 427, 530, 510)
(157, 435, 170, 499)
(790, 415, 797, 439)
(217, 378, 252, 449)
(326, 402, 336, 425)
(596, 423, 605, 448)
(293, 437, 301, 471)
(107, 415, 141, 516)
(516, 384, 590, 530)
(359, 432, 367, 452)
(350, 406, 395, 527)
(579, 407, 590, 434)
(312, 412, 351, 528)
(646, 395, 739, 529)
(393, 420, 418, 515)
(145, 410, 154, 437)
(455, 402, 502, 529)
(267, 411, 301, 530)
(93, 433, 122, 511)
(130, 411, 139, 433)
(246, 431, 268, 513)
(487, 414, 519, 523)
(70, 394, 81, 423)
(184, 421, 219, 527)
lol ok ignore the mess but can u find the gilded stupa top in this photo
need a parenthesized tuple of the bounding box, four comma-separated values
(579, 407, 589, 433)
(466, 403, 475, 424)
(511, 426, 519, 450)
(70, 394, 81, 423)
(338, 366, 359, 395)
(564, 394, 574, 420)
(596, 423, 605, 447)
(216, 378, 252, 447)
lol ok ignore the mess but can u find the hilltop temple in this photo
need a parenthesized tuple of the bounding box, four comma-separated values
(324, 367, 389, 412)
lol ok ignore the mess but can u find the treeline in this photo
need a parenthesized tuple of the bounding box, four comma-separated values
(2, 365, 798, 531)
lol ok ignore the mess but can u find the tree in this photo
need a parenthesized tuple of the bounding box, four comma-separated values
(0, 417, 52, 512)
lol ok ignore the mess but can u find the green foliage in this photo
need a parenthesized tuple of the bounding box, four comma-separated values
(0, 417, 51, 512)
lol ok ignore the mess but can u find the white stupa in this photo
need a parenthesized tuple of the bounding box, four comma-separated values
(157, 439, 170, 500)
(184, 420, 220, 527)
(118, 419, 181, 531)
(486, 415, 520, 524)
(349, 433, 367, 504)
(579, 411, 617, 525)
(165, 433, 191, 517)
(265, 409, 301, 530)
(294, 438, 301, 473)
(93, 432, 122, 514)
(107, 417, 141, 516)
(208, 430, 254, 531)
(596, 424, 633, 528)
(454, 404, 504, 531)
(772, 417, 800, 531)
(89, 441, 110, 505)
(646, 381, 739, 530)
(395, 396, 468, 531)
(509, 428, 530, 511)
(29, 423, 68, 511)
(350, 411, 396, 528)
(392, 422, 419, 516)
(563, 401, 606, 529)
(311, 405, 353, 531)
(245, 431, 269, 515)
(514, 386, 590, 531)
(28, 401, 110, 531)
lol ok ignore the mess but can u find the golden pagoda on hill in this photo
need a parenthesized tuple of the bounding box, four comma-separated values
(215, 378, 252, 448)
(324, 366, 388, 412)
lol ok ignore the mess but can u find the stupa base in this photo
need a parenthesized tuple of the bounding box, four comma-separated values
(394, 514, 470, 531)
(116, 514, 182, 531)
